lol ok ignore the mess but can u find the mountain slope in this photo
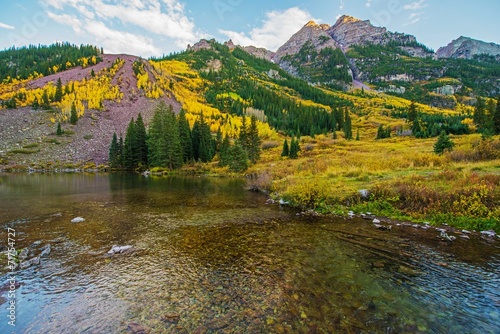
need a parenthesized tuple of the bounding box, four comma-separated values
(437, 36, 500, 59)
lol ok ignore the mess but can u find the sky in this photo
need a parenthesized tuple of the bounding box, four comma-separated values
(0, 0, 499, 58)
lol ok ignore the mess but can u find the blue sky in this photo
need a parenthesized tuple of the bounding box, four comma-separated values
(0, 0, 499, 57)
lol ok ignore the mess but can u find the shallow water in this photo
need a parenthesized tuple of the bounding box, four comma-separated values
(0, 174, 499, 333)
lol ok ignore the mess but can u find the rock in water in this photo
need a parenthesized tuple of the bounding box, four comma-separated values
(19, 248, 29, 260)
(372, 218, 381, 224)
(107, 245, 133, 255)
(71, 217, 85, 223)
(40, 244, 51, 257)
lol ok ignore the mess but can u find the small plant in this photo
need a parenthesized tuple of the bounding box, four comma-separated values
(83, 134, 93, 140)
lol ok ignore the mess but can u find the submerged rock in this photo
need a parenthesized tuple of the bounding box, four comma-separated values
(40, 244, 51, 257)
(19, 248, 29, 260)
(481, 230, 496, 238)
(71, 217, 85, 223)
(107, 245, 133, 255)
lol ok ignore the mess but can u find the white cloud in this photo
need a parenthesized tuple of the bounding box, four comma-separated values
(44, 0, 206, 56)
(365, 0, 372, 8)
(218, 7, 316, 51)
(404, 0, 428, 11)
(0, 22, 15, 30)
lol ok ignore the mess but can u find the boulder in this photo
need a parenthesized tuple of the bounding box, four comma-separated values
(71, 217, 85, 223)
(107, 245, 133, 255)
(40, 244, 51, 257)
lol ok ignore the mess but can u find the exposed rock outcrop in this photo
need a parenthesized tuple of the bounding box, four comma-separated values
(242, 46, 275, 61)
(273, 20, 339, 63)
(328, 15, 418, 51)
(437, 36, 500, 59)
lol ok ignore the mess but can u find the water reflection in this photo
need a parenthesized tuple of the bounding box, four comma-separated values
(0, 174, 499, 333)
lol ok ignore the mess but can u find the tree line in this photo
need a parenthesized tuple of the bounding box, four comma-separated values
(0, 42, 101, 81)
(109, 102, 262, 172)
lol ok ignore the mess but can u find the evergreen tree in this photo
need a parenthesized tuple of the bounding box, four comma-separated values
(118, 135, 124, 167)
(473, 97, 487, 133)
(412, 117, 425, 138)
(178, 109, 193, 162)
(434, 130, 455, 155)
(196, 114, 214, 163)
(147, 107, 167, 167)
(376, 125, 391, 139)
(123, 118, 137, 170)
(70, 102, 78, 124)
(42, 90, 50, 109)
(109, 132, 119, 167)
(54, 77, 63, 102)
(355, 129, 360, 141)
(56, 122, 62, 136)
(281, 139, 289, 157)
(289, 137, 300, 159)
(343, 109, 353, 140)
(407, 100, 417, 123)
(239, 115, 248, 148)
(494, 96, 500, 135)
(32, 97, 39, 110)
(332, 130, 337, 140)
(246, 115, 262, 163)
(135, 113, 148, 168)
(218, 135, 231, 167)
(228, 143, 248, 172)
(164, 106, 183, 169)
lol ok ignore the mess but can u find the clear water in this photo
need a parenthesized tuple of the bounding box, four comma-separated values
(0, 174, 499, 333)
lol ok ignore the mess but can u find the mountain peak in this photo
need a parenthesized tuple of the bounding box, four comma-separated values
(336, 15, 363, 25)
(437, 36, 500, 59)
(305, 20, 319, 27)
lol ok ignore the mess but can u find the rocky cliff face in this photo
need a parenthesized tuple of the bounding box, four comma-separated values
(437, 36, 500, 59)
(273, 20, 339, 63)
(327, 15, 418, 51)
(242, 45, 275, 62)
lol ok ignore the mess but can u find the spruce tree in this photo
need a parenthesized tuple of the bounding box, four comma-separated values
(343, 109, 353, 140)
(218, 135, 231, 167)
(135, 113, 148, 168)
(434, 130, 454, 155)
(32, 97, 39, 110)
(147, 106, 167, 167)
(198, 114, 214, 163)
(164, 105, 183, 169)
(228, 143, 248, 172)
(42, 90, 50, 110)
(109, 132, 119, 167)
(123, 118, 137, 170)
(355, 129, 360, 141)
(239, 115, 248, 148)
(54, 77, 63, 102)
(56, 122, 62, 136)
(407, 100, 417, 123)
(473, 97, 487, 133)
(289, 137, 300, 159)
(70, 102, 78, 124)
(281, 139, 289, 157)
(494, 96, 500, 135)
(246, 115, 262, 163)
(178, 109, 193, 162)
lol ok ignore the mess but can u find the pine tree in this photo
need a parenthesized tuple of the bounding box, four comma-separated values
(147, 106, 167, 167)
(473, 97, 487, 133)
(135, 113, 148, 168)
(56, 122, 62, 136)
(54, 77, 63, 102)
(333, 130, 337, 140)
(246, 115, 262, 163)
(196, 114, 214, 163)
(494, 96, 500, 135)
(32, 97, 39, 110)
(123, 118, 137, 170)
(70, 102, 78, 124)
(164, 105, 183, 169)
(343, 109, 353, 140)
(228, 143, 248, 172)
(281, 139, 289, 157)
(178, 109, 193, 162)
(239, 115, 248, 148)
(289, 137, 300, 159)
(434, 130, 455, 155)
(109, 132, 119, 168)
(355, 129, 360, 141)
(218, 135, 231, 167)
(407, 100, 417, 123)
(42, 90, 50, 110)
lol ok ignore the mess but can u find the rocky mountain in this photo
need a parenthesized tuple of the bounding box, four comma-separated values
(437, 36, 500, 59)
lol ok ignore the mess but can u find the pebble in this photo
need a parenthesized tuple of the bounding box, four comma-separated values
(71, 217, 85, 223)
(372, 218, 381, 224)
